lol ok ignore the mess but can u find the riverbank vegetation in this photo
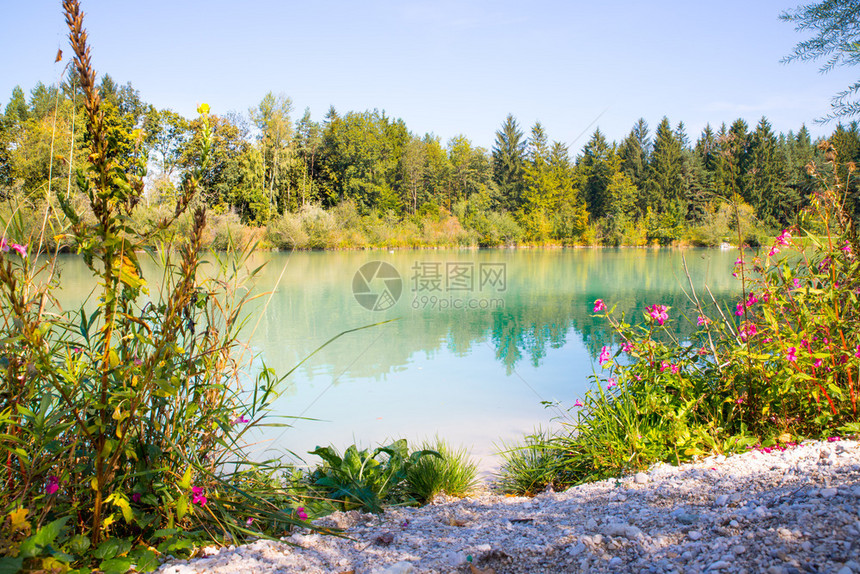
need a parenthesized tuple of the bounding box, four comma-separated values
(497, 144, 860, 495)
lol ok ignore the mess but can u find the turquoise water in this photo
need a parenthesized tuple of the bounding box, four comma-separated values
(54, 248, 742, 473)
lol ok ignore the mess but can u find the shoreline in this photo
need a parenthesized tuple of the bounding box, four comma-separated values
(157, 438, 860, 574)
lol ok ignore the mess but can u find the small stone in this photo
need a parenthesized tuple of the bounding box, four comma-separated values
(688, 531, 702, 541)
(821, 488, 838, 498)
(676, 512, 699, 525)
(768, 567, 788, 574)
(603, 523, 642, 540)
(634, 472, 649, 484)
(443, 551, 467, 567)
(709, 560, 731, 570)
(379, 562, 415, 574)
(732, 545, 746, 555)
(715, 494, 729, 506)
(609, 557, 623, 567)
(729, 520, 740, 528)
(837, 567, 853, 574)
(567, 542, 586, 557)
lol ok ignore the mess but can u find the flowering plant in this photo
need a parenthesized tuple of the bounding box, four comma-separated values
(533, 143, 860, 490)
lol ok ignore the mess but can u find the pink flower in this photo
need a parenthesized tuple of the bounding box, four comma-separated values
(8, 243, 26, 257)
(768, 246, 780, 257)
(606, 378, 617, 390)
(622, 342, 633, 353)
(131, 493, 142, 503)
(232, 415, 250, 425)
(598, 346, 610, 365)
(735, 397, 744, 404)
(855, 345, 860, 359)
(786, 347, 797, 363)
(745, 293, 759, 307)
(827, 436, 841, 442)
(842, 242, 852, 254)
(246, 517, 254, 526)
(793, 278, 801, 288)
(46, 475, 60, 495)
(734, 258, 744, 266)
(593, 299, 606, 313)
(574, 399, 583, 407)
(647, 304, 668, 326)
(697, 315, 710, 327)
(660, 360, 670, 372)
(735, 303, 744, 317)
(776, 229, 792, 246)
(297, 507, 309, 520)
(191, 486, 207, 506)
(0, 238, 6, 252)
(739, 323, 757, 341)
(671, 364, 679, 375)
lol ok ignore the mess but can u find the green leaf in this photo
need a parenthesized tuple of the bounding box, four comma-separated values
(176, 494, 188, 520)
(0, 557, 24, 574)
(179, 466, 192, 489)
(67, 534, 90, 554)
(93, 538, 122, 560)
(100, 557, 133, 574)
(130, 548, 159, 572)
(19, 517, 69, 558)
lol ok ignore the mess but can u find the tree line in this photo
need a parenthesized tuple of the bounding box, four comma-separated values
(2, 74, 859, 247)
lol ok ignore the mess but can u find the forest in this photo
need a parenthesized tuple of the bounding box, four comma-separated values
(2, 74, 859, 250)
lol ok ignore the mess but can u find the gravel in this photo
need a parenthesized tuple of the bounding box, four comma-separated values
(157, 438, 860, 573)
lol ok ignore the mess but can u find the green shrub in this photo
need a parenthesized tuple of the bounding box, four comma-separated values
(404, 438, 478, 502)
(308, 440, 439, 513)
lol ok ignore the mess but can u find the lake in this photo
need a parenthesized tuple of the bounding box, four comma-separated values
(55, 248, 742, 474)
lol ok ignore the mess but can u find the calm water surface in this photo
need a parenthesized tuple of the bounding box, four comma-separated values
(56, 249, 742, 473)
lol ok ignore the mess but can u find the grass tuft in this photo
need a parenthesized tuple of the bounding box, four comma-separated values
(404, 437, 479, 502)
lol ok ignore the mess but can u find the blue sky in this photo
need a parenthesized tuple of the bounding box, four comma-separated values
(2, 1, 855, 150)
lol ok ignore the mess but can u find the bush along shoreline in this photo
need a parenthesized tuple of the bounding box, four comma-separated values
(497, 142, 859, 496)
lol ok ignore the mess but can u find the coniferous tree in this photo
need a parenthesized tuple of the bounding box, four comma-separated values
(492, 114, 527, 212)
(520, 122, 554, 238)
(782, 1, 860, 120)
(618, 133, 644, 183)
(746, 117, 789, 225)
(695, 124, 718, 199)
(646, 117, 685, 212)
(580, 128, 616, 219)
(549, 141, 588, 239)
(831, 121, 860, 220)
